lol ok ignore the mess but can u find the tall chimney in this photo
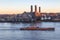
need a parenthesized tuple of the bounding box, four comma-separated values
(31, 5, 33, 12)
(35, 5, 37, 12)
(39, 7, 41, 13)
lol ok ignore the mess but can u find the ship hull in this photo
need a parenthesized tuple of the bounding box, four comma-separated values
(20, 27, 55, 31)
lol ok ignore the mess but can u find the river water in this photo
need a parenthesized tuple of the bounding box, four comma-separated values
(0, 22, 59, 40)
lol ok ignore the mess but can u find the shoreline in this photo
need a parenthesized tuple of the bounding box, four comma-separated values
(0, 20, 60, 23)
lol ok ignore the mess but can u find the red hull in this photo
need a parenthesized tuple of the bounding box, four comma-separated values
(20, 27, 55, 31)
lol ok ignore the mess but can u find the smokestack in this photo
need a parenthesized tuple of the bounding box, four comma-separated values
(39, 7, 41, 13)
(31, 5, 33, 12)
(35, 5, 37, 12)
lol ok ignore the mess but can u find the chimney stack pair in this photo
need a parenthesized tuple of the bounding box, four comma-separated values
(31, 5, 41, 13)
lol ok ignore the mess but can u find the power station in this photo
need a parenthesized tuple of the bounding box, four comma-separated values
(31, 5, 33, 12)
(39, 7, 41, 13)
(30, 5, 41, 16)
(35, 5, 37, 13)
(31, 5, 41, 13)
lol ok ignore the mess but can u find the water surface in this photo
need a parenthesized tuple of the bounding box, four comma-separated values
(0, 22, 59, 40)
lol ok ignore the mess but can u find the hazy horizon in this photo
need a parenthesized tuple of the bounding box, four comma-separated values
(0, 0, 60, 14)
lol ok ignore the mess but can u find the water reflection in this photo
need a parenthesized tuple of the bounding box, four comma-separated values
(0, 22, 55, 29)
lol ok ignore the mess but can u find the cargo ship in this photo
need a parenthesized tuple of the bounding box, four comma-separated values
(20, 26, 55, 31)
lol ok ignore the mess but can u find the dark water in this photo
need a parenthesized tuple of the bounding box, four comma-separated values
(0, 22, 59, 40)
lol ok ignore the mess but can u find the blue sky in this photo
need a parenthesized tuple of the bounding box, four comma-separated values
(0, 0, 60, 14)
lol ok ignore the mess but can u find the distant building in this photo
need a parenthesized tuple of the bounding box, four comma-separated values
(35, 5, 37, 13)
(39, 7, 41, 13)
(31, 5, 33, 12)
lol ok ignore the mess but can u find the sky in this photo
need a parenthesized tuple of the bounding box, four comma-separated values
(0, 0, 60, 14)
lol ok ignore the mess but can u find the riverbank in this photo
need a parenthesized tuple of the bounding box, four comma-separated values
(0, 20, 60, 23)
